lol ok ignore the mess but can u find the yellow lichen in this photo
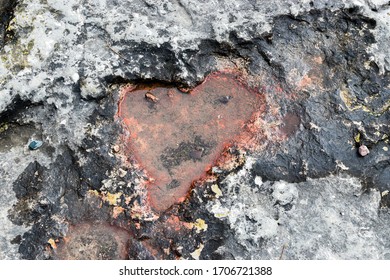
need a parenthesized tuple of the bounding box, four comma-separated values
(214, 212, 229, 218)
(354, 132, 361, 143)
(87, 190, 123, 206)
(1, 39, 35, 72)
(340, 89, 359, 111)
(211, 184, 223, 198)
(193, 218, 208, 233)
(0, 123, 9, 133)
(340, 88, 390, 116)
(48, 238, 57, 249)
(112, 206, 125, 219)
(103, 192, 122, 206)
(87, 190, 99, 196)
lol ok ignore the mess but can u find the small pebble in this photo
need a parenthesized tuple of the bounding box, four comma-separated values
(218, 95, 232, 104)
(112, 145, 120, 153)
(118, 168, 127, 178)
(358, 145, 370, 157)
(145, 92, 159, 103)
(28, 140, 43, 150)
(211, 166, 223, 174)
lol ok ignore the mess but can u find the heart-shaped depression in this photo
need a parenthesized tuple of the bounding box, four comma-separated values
(119, 72, 263, 212)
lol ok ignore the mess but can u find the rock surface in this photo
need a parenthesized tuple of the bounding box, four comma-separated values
(0, 0, 389, 259)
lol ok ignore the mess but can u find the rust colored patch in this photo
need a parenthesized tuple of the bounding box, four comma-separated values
(55, 222, 131, 260)
(298, 74, 313, 89)
(119, 72, 264, 212)
(281, 112, 301, 136)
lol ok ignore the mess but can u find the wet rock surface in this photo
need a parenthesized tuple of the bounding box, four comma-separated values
(0, 0, 389, 259)
(119, 72, 263, 212)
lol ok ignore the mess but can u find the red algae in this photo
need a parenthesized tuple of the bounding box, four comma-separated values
(119, 72, 264, 212)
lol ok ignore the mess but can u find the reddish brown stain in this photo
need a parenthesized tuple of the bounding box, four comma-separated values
(55, 222, 131, 260)
(281, 112, 301, 136)
(119, 72, 264, 212)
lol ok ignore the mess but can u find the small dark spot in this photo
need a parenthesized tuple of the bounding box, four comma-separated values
(190, 147, 204, 160)
(347, 7, 360, 14)
(10, 235, 22, 245)
(166, 179, 180, 190)
(217, 96, 232, 104)
(281, 203, 293, 211)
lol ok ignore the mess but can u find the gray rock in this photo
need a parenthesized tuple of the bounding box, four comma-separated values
(208, 158, 390, 259)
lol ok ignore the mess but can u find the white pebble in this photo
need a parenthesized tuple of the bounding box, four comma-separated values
(359, 145, 370, 157)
